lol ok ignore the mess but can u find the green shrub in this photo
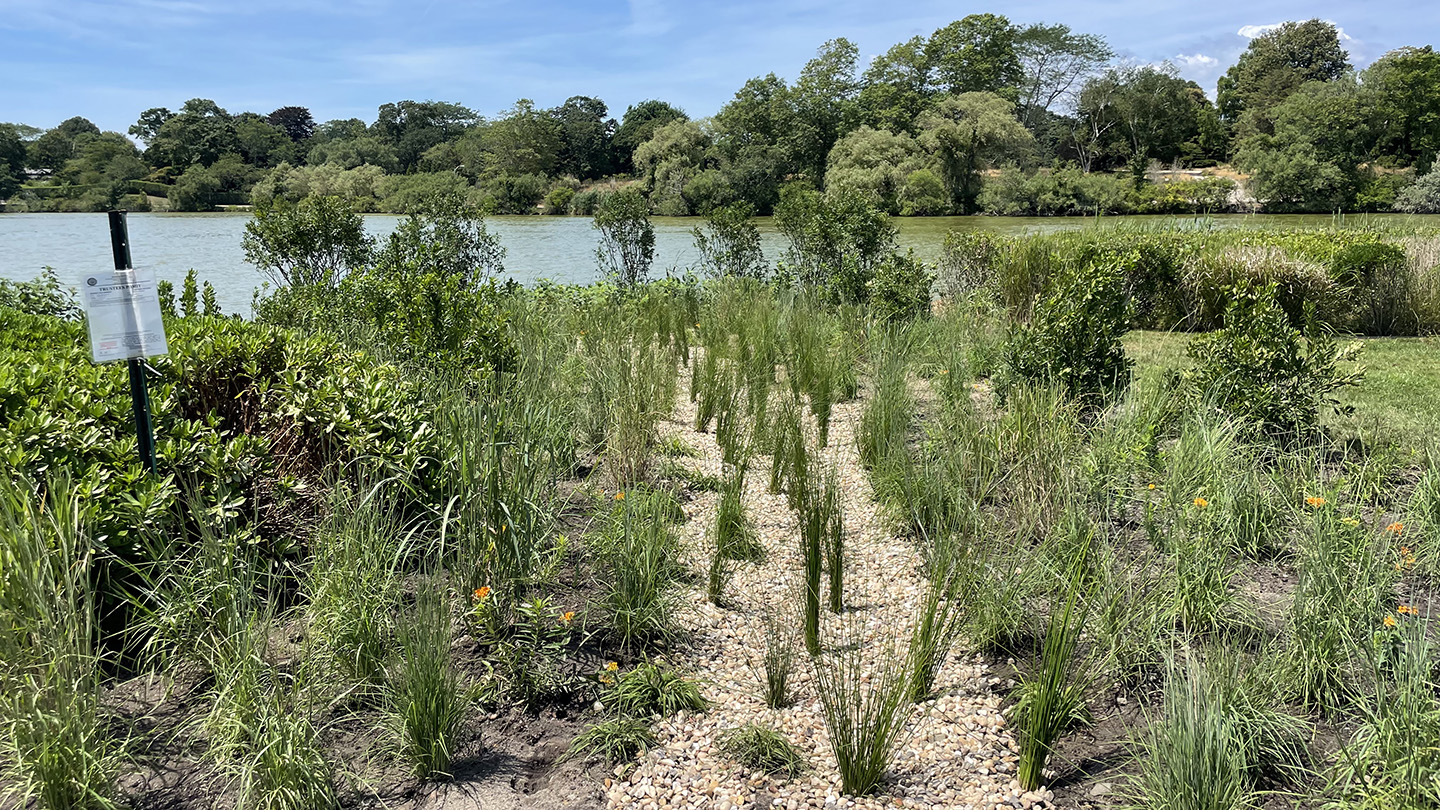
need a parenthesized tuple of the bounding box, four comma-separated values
(566, 717, 656, 764)
(1329, 242, 1417, 336)
(1182, 283, 1363, 441)
(0, 269, 79, 319)
(594, 188, 655, 288)
(868, 251, 934, 323)
(693, 201, 766, 279)
(718, 724, 807, 778)
(608, 660, 708, 717)
(1001, 260, 1132, 409)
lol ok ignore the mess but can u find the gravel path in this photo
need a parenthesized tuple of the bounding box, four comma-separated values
(605, 377, 1055, 810)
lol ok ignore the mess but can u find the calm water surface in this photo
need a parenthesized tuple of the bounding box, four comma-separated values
(3, 212, 1437, 315)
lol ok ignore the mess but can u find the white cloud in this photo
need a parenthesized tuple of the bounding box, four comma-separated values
(1239, 20, 1353, 41)
(1175, 53, 1219, 69)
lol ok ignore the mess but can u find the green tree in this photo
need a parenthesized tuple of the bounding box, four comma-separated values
(693, 201, 766, 278)
(823, 126, 934, 214)
(307, 135, 399, 172)
(1077, 65, 1213, 178)
(241, 194, 375, 288)
(612, 100, 688, 174)
(168, 164, 221, 211)
(266, 106, 316, 142)
(29, 116, 101, 171)
(57, 132, 146, 186)
(144, 99, 239, 169)
(926, 14, 1024, 98)
(373, 100, 479, 172)
(234, 113, 294, 167)
(128, 108, 173, 142)
(0, 123, 26, 198)
(552, 96, 615, 179)
(713, 74, 796, 211)
(917, 92, 1033, 212)
(633, 119, 711, 215)
(788, 38, 861, 187)
(476, 99, 562, 178)
(1364, 47, 1440, 171)
(374, 190, 505, 287)
(593, 188, 655, 287)
(1217, 20, 1350, 131)
(858, 37, 934, 133)
(1236, 78, 1377, 211)
(774, 182, 896, 294)
(1014, 23, 1114, 129)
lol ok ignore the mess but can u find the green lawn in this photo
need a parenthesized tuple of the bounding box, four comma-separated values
(1124, 331, 1440, 450)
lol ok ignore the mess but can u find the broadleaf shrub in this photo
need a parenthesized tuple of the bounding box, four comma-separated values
(1182, 283, 1363, 441)
(1001, 260, 1133, 409)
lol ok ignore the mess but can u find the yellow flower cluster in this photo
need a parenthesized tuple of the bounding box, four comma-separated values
(1193, 497, 1209, 509)
(1305, 496, 1327, 508)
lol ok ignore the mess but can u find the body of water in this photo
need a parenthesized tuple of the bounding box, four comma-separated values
(3, 212, 1437, 316)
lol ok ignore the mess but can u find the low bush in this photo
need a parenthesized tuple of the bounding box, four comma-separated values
(1182, 283, 1363, 442)
(718, 724, 807, 778)
(1001, 260, 1132, 410)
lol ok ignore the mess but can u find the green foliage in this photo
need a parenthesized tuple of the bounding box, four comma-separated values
(566, 717, 656, 765)
(385, 586, 470, 779)
(608, 660, 709, 717)
(1002, 260, 1132, 409)
(594, 188, 656, 288)
(692, 201, 766, 279)
(812, 625, 913, 796)
(774, 183, 896, 298)
(1183, 283, 1363, 441)
(718, 724, 807, 778)
(0, 268, 79, 319)
(0, 476, 119, 810)
(868, 250, 934, 323)
(243, 194, 374, 290)
(1014, 529, 1094, 791)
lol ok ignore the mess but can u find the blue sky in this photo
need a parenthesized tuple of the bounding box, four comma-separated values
(3, 0, 1438, 134)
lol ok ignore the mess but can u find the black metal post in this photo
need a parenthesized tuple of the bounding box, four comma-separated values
(108, 210, 157, 475)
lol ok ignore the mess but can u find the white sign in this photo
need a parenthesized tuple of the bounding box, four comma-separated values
(80, 268, 169, 364)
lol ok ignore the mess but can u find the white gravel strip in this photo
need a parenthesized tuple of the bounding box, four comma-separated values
(605, 372, 1055, 810)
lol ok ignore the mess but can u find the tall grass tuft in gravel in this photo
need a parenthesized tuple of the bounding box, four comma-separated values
(857, 325, 914, 474)
(0, 476, 120, 810)
(385, 584, 471, 779)
(1015, 529, 1095, 790)
(812, 622, 915, 796)
(797, 469, 841, 655)
(748, 605, 800, 709)
(824, 472, 845, 614)
(907, 531, 979, 702)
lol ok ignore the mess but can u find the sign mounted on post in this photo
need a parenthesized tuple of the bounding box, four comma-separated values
(80, 267, 168, 364)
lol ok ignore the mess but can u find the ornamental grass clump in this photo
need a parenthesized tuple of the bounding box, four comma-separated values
(1014, 532, 1095, 791)
(812, 624, 914, 796)
(719, 724, 807, 778)
(604, 490, 684, 648)
(748, 604, 800, 709)
(1332, 611, 1440, 808)
(608, 660, 709, 717)
(385, 584, 471, 779)
(1127, 658, 1251, 810)
(566, 717, 657, 765)
(0, 476, 120, 810)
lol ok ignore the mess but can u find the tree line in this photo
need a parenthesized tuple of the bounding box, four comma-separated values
(5, 16, 1440, 215)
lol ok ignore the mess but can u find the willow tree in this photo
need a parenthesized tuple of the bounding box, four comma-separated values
(918, 92, 1033, 213)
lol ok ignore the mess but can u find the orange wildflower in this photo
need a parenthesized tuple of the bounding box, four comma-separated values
(1193, 497, 1209, 509)
(605, 661, 619, 672)
(560, 611, 576, 624)
(1384, 615, 1398, 628)
(1398, 605, 1415, 616)
(473, 585, 492, 601)
(1305, 496, 1326, 508)
(614, 491, 625, 501)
